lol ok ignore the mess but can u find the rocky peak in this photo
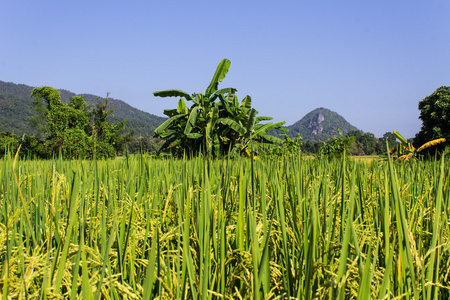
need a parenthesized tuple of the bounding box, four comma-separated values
(308, 111, 325, 135)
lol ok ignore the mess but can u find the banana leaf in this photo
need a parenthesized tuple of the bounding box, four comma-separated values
(219, 95, 232, 115)
(393, 130, 407, 145)
(277, 127, 289, 132)
(208, 104, 219, 130)
(159, 130, 177, 138)
(154, 114, 185, 135)
(157, 136, 177, 153)
(184, 106, 201, 135)
(260, 134, 284, 144)
(210, 88, 237, 102)
(417, 138, 446, 152)
(163, 108, 179, 117)
(205, 59, 231, 97)
(213, 134, 220, 156)
(193, 93, 203, 106)
(393, 130, 415, 152)
(217, 118, 246, 135)
(205, 105, 219, 150)
(153, 89, 193, 101)
(225, 93, 235, 103)
(177, 99, 188, 114)
(256, 116, 273, 122)
(186, 133, 203, 139)
(232, 94, 239, 108)
(244, 108, 258, 139)
(251, 121, 286, 139)
(241, 95, 252, 109)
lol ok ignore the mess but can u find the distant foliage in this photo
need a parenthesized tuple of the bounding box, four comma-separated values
(126, 136, 164, 154)
(346, 130, 396, 156)
(266, 134, 302, 157)
(0, 132, 20, 156)
(415, 86, 450, 155)
(318, 130, 355, 158)
(28, 87, 132, 159)
(300, 140, 325, 154)
(0, 132, 45, 159)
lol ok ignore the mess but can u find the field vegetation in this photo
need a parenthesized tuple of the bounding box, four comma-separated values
(0, 152, 449, 299)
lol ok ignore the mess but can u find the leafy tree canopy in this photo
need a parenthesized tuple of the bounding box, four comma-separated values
(31, 87, 132, 159)
(415, 86, 450, 152)
(318, 129, 355, 158)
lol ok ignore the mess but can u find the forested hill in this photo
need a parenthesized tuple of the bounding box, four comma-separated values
(277, 107, 359, 141)
(0, 80, 166, 137)
(1, 80, 360, 142)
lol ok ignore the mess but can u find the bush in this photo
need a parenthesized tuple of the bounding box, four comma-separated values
(318, 134, 354, 158)
(266, 135, 302, 157)
(0, 132, 20, 157)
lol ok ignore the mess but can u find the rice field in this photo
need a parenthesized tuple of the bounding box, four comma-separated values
(0, 153, 449, 299)
(348, 156, 381, 163)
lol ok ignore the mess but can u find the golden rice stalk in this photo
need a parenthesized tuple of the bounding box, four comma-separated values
(417, 138, 446, 152)
(397, 153, 413, 161)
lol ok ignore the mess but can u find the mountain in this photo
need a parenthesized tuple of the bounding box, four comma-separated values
(0, 80, 166, 137)
(1, 81, 359, 142)
(278, 107, 359, 141)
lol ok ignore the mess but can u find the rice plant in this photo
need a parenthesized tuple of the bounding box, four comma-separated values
(0, 152, 449, 299)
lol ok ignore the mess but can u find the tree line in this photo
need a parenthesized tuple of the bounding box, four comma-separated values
(0, 87, 133, 159)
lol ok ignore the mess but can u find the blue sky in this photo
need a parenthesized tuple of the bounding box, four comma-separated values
(1, 1, 449, 138)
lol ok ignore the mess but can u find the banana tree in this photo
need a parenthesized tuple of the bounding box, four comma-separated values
(153, 59, 285, 157)
(390, 130, 446, 161)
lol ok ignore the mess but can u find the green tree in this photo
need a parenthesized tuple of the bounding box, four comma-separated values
(319, 129, 355, 158)
(359, 132, 377, 155)
(30, 86, 64, 139)
(0, 132, 20, 157)
(415, 86, 450, 152)
(127, 136, 163, 154)
(267, 134, 302, 157)
(375, 132, 397, 154)
(92, 96, 133, 155)
(20, 134, 45, 158)
(346, 130, 363, 155)
(301, 140, 324, 154)
(345, 130, 378, 155)
(382, 132, 397, 148)
(153, 59, 285, 157)
(31, 87, 87, 156)
(31, 87, 131, 158)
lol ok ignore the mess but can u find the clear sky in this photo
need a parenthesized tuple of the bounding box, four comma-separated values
(1, 1, 449, 138)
